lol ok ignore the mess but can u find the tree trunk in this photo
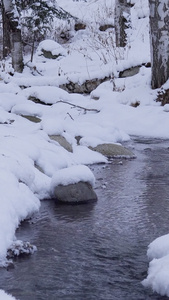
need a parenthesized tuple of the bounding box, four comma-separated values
(114, 0, 131, 47)
(2, 0, 24, 72)
(2, 2, 11, 58)
(149, 0, 169, 89)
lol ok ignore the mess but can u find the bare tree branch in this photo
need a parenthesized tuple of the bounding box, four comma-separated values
(56, 100, 100, 113)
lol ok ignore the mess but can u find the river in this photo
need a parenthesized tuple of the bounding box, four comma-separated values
(1, 137, 169, 300)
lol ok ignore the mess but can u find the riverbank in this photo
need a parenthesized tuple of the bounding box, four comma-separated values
(1, 138, 169, 299)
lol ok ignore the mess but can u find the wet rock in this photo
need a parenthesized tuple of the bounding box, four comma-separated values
(89, 143, 135, 158)
(53, 181, 97, 204)
(49, 135, 73, 152)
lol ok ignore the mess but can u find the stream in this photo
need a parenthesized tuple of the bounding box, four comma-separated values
(1, 137, 169, 300)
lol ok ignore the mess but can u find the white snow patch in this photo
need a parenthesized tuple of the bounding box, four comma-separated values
(142, 234, 169, 296)
(0, 290, 18, 300)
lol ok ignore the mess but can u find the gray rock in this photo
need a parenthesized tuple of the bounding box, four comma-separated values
(21, 115, 41, 123)
(89, 143, 135, 158)
(119, 66, 140, 78)
(49, 135, 73, 152)
(53, 181, 97, 204)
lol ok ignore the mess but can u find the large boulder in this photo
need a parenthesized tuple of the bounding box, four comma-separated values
(51, 165, 97, 204)
(89, 143, 135, 158)
(53, 181, 97, 204)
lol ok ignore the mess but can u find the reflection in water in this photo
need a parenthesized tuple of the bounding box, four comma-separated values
(1, 139, 169, 299)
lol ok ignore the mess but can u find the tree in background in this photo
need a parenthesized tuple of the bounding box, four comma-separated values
(1, 2, 10, 58)
(114, 0, 131, 47)
(15, 0, 73, 62)
(1, 0, 73, 70)
(2, 0, 24, 72)
(149, 0, 169, 89)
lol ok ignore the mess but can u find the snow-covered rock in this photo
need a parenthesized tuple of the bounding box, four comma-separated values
(36, 39, 67, 59)
(7, 240, 37, 259)
(51, 165, 95, 188)
(53, 181, 97, 204)
(51, 165, 97, 203)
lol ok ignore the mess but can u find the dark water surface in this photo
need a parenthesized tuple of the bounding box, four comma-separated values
(1, 138, 169, 300)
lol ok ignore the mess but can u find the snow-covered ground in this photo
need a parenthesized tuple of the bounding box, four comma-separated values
(0, 0, 169, 298)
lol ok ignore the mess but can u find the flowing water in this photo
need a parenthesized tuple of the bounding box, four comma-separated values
(1, 138, 169, 300)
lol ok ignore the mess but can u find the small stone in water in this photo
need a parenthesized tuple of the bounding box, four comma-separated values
(7, 240, 37, 258)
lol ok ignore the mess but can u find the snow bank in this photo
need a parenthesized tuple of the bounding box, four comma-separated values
(147, 234, 169, 260)
(0, 170, 40, 265)
(142, 254, 169, 297)
(142, 234, 169, 296)
(0, 290, 17, 300)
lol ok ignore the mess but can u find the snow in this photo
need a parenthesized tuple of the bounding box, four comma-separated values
(19, 85, 71, 104)
(142, 234, 169, 296)
(0, 0, 169, 299)
(0, 290, 17, 300)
